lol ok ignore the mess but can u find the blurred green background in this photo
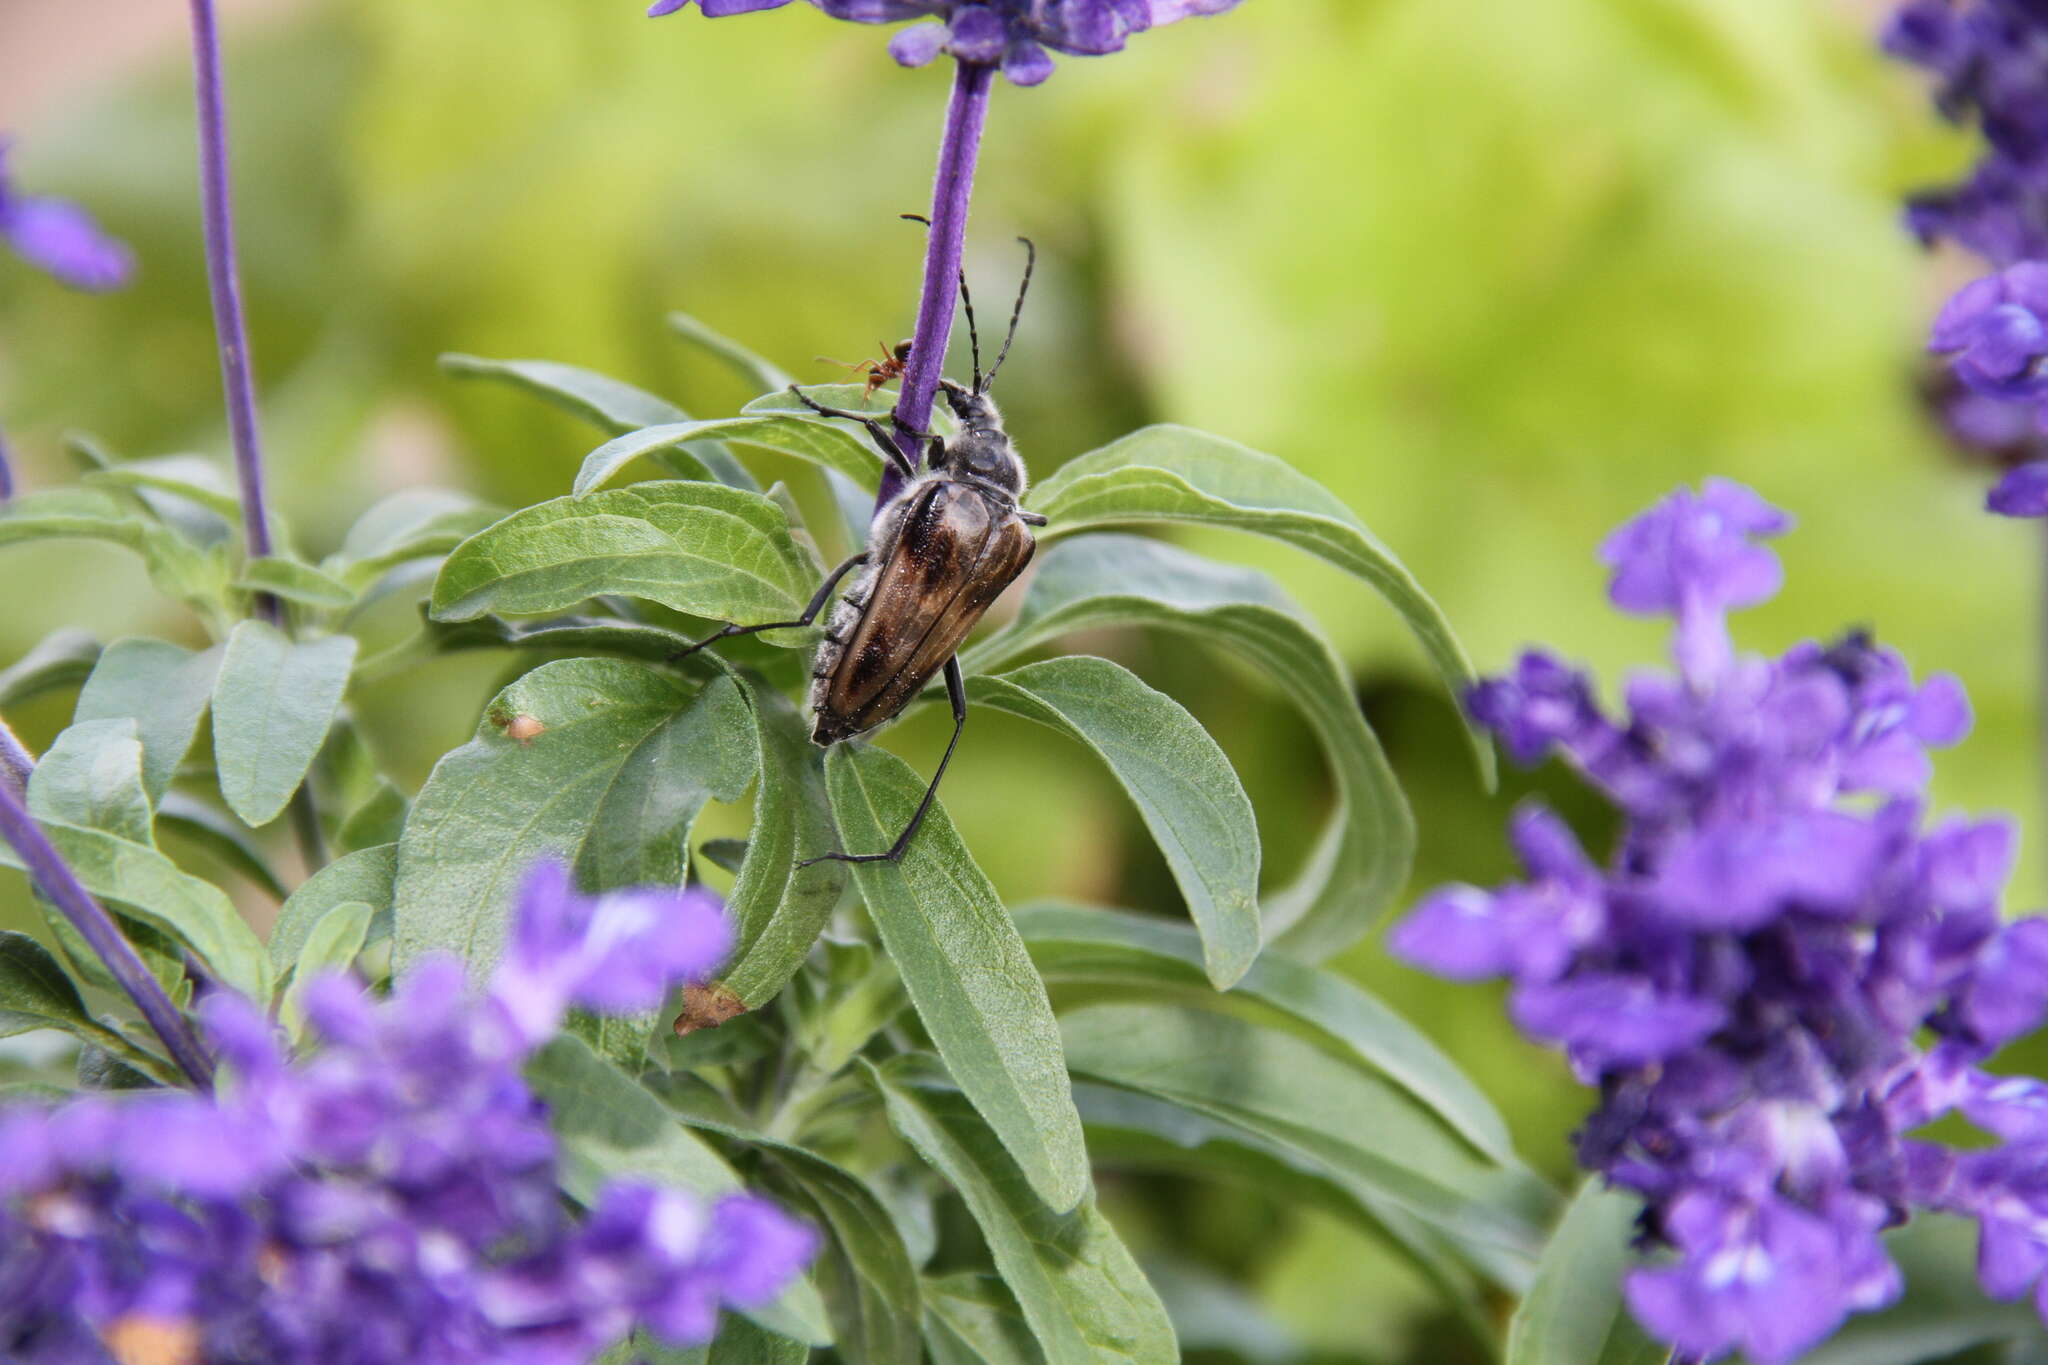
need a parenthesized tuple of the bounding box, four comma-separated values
(0, 0, 2025, 1357)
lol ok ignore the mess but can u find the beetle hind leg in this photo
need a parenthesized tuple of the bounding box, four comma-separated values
(800, 657, 967, 867)
(667, 550, 868, 664)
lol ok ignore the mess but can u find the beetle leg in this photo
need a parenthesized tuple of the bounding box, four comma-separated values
(667, 550, 869, 664)
(801, 656, 967, 867)
(787, 385, 923, 480)
(1017, 509, 1048, 527)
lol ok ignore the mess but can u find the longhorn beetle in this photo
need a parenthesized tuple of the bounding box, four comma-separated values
(672, 237, 1044, 864)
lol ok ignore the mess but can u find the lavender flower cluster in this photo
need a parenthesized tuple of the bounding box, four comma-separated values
(647, 0, 1241, 85)
(1883, 0, 2048, 514)
(0, 863, 815, 1365)
(1393, 481, 2048, 1363)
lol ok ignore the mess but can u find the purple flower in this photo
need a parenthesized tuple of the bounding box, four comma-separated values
(0, 871, 810, 1362)
(0, 141, 134, 293)
(1990, 459, 2048, 515)
(490, 860, 732, 1049)
(1931, 265, 2048, 402)
(1391, 480, 2048, 1362)
(647, 0, 1245, 83)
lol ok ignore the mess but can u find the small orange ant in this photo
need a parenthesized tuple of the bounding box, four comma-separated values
(816, 338, 912, 408)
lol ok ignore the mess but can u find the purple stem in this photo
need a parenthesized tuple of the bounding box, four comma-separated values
(0, 766, 214, 1089)
(881, 59, 996, 508)
(0, 715, 31, 797)
(186, 0, 280, 622)
(0, 424, 14, 504)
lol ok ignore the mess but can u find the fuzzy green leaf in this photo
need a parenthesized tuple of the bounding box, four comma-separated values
(0, 929, 103, 1040)
(430, 483, 819, 629)
(873, 1064, 1176, 1364)
(970, 658, 1259, 989)
(924, 1275, 1044, 1365)
(270, 843, 396, 970)
(74, 638, 222, 803)
(277, 901, 374, 1039)
(965, 533, 1409, 962)
(212, 622, 357, 828)
(393, 660, 734, 981)
(0, 629, 101, 708)
(575, 416, 881, 498)
(1060, 1003, 1554, 1256)
(1024, 428, 1487, 781)
(1505, 1182, 1665, 1365)
(235, 556, 357, 609)
(1017, 903, 1514, 1164)
(827, 747, 1090, 1214)
(29, 719, 153, 845)
(442, 353, 690, 432)
(0, 820, 269, 1000)
(327, 488, 504, 591)
(667, 313, 795, 393)
(156, 793, 288, 900)
(719, 676, 848, 1008)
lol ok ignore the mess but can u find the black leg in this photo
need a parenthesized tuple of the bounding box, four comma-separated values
(801, 656, 967, 867)
(788, 386, 920, 482)
(667, 551, 868, 664)
(1017, 509, 1047, 527)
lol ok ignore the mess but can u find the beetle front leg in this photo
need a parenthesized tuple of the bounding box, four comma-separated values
(666, 550, 869, 664)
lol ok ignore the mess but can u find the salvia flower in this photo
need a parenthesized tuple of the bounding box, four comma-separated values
(1393, 481, 2048, 1363)
(646, 0, 1245, 84)
(0, 141, 134, 293)
(0, 862, 812, 1363)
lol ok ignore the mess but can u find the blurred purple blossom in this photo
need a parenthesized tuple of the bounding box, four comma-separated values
(0, 142, 134, 293)
(0, 864, 811, 1363)
(1393, 481, 2048, 1363)
(646, 0, 1245, 84)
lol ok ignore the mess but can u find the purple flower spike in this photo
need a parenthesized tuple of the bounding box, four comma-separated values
(1393, 482, 2048, 1362)
(0, 142, 134, 292)
(651, 0, 1247, 81)
(1989, 459, 2048, 516)
(1932, 265, 2048, 401)
(491, 860, 734, 1048)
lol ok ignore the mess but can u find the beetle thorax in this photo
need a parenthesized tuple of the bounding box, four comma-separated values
(937, 383, 1027, 499)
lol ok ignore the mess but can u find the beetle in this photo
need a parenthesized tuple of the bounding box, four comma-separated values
(817, 338, 913, 407)
(672, 239, 1044, 864)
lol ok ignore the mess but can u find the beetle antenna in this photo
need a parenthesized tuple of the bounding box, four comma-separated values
(982, 236, 1036, 393)
(901, 212, 982, 388)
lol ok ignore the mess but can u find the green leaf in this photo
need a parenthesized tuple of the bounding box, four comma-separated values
(430, 483, 819, 630)
(748, 1131, 923, 1365)
(720, 676, 849, 1008)
(394, 659, 725, 981)
(827, 746, 1090, 1213)
(969, 658, 1260, 990)
(873, 1064, 1177, 1364)
(578, 673, 756, 888)
(1059, 1002, 1555, 1256)
(74, 638, 222, 803)
(574, 416, 881, 498)
(270, 843, 396, 970)
(156, 793, 289, 899)
(668, 312, 795, 393)
(1023, 428, 1488, 781)
(0, 820, 269, 1000)
(29, 720, 153, 845)
(422, 611, 703, 665)
(0, 488, 234, 624)
(925, 1275, 1046, 1365)
(277, 901, 373, 1039)
(0, 629, 100, 708)
(1016, 903, 1514, 1164)
(212, 621, 357, 827)
(1505, 1182, 1665, 1365)
(442, 353, 690, 432)
(234, 556, 357, 609)
(0, 929, 111, 1042)
(82, 454, 242, 521)
(527, 1034, 833, 1347)
(964, 533, 1411, 962)
(337, 781, 409, 854)
(327, 488, 503, 591)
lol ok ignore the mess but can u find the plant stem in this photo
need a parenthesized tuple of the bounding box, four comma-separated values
(0, 776, 214, 1089)
(882, 58, 996, 508)
(0, 424, 15, 504)
(0, 714, 32, 797)
(185, 0, 280, 625)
